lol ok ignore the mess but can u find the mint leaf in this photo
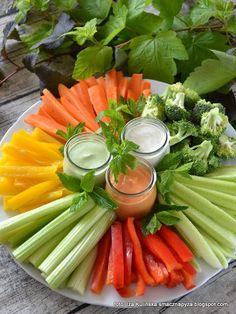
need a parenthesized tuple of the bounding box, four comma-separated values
(99, 3, 128, 45)
(57, 173, 82, 192)
(128, 31, 188, 83)
(70, 192, 88, 212)
(156, 211, 180, 225)
(156, 204, 188, 212)
(184, 51, 236, 95)
(73, 0, 112, 24)
(73, 45, 113, 80)
(141, 213, 161, 235)
(178, 32, 228, 79)
(158, 170, 174, 203)
(65, 18, 97, 45)
(81, 170, 96, 193)
(90, 186, 118, 210)
(156, 152, 182, 172)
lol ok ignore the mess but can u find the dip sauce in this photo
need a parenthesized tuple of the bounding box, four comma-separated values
(106, 159, 157, 220)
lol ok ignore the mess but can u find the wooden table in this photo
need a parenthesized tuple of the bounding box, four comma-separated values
(0, 4, 236, 314)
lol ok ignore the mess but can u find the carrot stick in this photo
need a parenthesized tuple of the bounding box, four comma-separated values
(141, 80, 151, 90)
(24, 114, 66, 141)
(127, 89, 136, 100)
(142, 89, 151, 97)
(129, 73, 143, 100)
(77, 80, 96, 116)
(118, 77, 129, 99)
(105, 68, 118, 102)
(97, 76, 106, 94)
(116, 71, 124, 84)
(38, 107, 52, 120)
(88, 85, 109, 121)
(85, 76, 97, 87)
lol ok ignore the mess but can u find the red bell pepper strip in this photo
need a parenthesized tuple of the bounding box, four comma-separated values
(127, 218, 155, 286)
(116, 270, 145, 298)
(159, 225, 193, 263)
(168, 246, 197, 276)
(106, 247, 113, 285)
(135, 222, 182, 272)
(166, 270, 184, 288)
(143, 251, 164, 285)
(116, 286, 134, 298)
(123, 221, 134, 286)
(135, 271, 145, 296)
(181, 269, 196, 290)
(111, 222, 125, 289)
(159, 262, 169, 284)
(90, 230, 111, 294)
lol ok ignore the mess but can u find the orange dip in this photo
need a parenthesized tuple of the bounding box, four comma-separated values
(106, 161, 157, 220)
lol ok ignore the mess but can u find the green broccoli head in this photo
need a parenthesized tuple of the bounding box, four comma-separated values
(192, 99, 225, 123)
(208, 154, 222, 171)
(141, 94, 165, 121)
(165, 92, 190, 121)
(201, 107, 228, 138)
(216, 134, 236, 159)
(182, 140, 214, 175)
(168, 120, 199, 146)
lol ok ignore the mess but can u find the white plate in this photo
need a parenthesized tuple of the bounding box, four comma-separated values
(1, 80, 236, 307)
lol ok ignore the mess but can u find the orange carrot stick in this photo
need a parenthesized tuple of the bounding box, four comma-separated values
(38, 107, 52, 120)
(97, 76, 106, 94)
(142, 89, 151, 97)
(141, 80, 151, 90)
(77, 80, 96, 117)
(85, 76, 97, 87)
(105, 68, 118, 102)
(129, 73, 143, 100)
(88, 84, 108, 115)
(118, 77, 129, 100)
(127, 89, 136, 100)
(116, 71, 124, 84)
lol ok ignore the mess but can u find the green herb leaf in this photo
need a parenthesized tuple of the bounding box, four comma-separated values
(141, 213, 162, 235)
(14, 0, 32, 23)
(128, 31, 188, 83)
(54, 0, 78, 11)
(57, 173, 82, 192)
(90, 186, 118, 210)
(65, 18, 97, 46)
(156, 211, 180, 225)
(81, 170, 96, 193)
(156, 203, 188, 212)
(153, 0, 184, 28)
(224, 15, 236, 34)
(184, 50, 236, 95)
(156, 152, 182, 172)
(126, 11, 162, 35)
(70, 192, 88, 212)
(56, 123, 85, 140)
(158, 170, 174, 203)
(73, 45, 113, 80)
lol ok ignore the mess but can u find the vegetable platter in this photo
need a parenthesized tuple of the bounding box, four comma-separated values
(0, 71, 236, 307)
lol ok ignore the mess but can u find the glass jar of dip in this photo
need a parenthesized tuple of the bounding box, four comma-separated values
(63, 132, 111, 186)
(105, 158, 157, 220)
(121, 117, 170, 167)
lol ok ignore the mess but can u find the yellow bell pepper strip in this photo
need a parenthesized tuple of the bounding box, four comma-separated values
(6, 180, 60, 211)
(0, 165, 58, 178)
(2, 143, 42, 165)
(0, 178, 25, 195)
(31, 128, 61, 144)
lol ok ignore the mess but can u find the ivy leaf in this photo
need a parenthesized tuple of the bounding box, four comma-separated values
(156, 211, 180, 225)
(184, 51, 236, 95)
(70, 192, 88, 212)
(128, 31, 188, 83)
(152, 0, 184, 28)
(177, 32, 228, 80)
(57, 173, 82, 192)
(99, 3, 128, 45)
(81, 170, 96, 193)
(90, 186, 118, 210)
(190, 0, 234, 27)
(73, 45, 113, 80)
(65, 18, 97, 46)
(73, 0, 112, 24)
(32, 13, 75, 49)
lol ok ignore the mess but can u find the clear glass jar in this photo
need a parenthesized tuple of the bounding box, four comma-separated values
(121, 117, 170, 167)
(63, 132, 111, 186)
(105, 158, 157, 220)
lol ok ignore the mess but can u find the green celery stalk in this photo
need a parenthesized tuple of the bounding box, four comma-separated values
(190, 257, 201, 273)
(198, 229, 228, 269)
(167, 209, 221, 268)
(172, 181, 236, 233)
(46, 209, 116, 289)
(175, 174, 236, 196)
(28, 225, 74, 268)
(13, 196, 95, 262)
(172, 195, 236, 248)
(187, 186, 236, 213)
(67, 245, 98, 295)
(206, 166, 236, 177)
(205, 175, 236, 182)
(39, 205, 106, 275)
(0, 194, 79, 237)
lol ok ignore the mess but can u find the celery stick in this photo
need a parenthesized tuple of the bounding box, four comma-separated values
(175, 174, 236, 196)
(206, 175, 236, 182)
(206, 166, 236, 177)
(172, 182, 236, 233)
(171, 210, 221, 268)
(187, 186, 236, 214)
(39, 206, 106, 275)
(13, 196, 95, 261)
(28, 225, 74, 268)
(46, 209, 116, 289)
(67, 245, 97, 295)
(0, 194, 79, 237)
(190, 257, 201, 273)
(199, 229, 228, 269)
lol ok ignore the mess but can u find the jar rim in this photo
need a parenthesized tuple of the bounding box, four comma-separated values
(121, 117, 170, 156)
(64, 132, 112, 172)
(106, 157, 157, 197)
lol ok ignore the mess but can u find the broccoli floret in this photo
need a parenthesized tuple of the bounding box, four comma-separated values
(201, 108, 228, 138)
(208, 154, 222, 171)
(216, 135, 236, 159)
(192, 99, 225, 123)
(165, 92, 190, 121)
(170, 138, 191, 153)
(141, 94, 165, 121)
(164, 82, 200, 110)
(182, 140, 213, 176)
(168, 120, 199, 146)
